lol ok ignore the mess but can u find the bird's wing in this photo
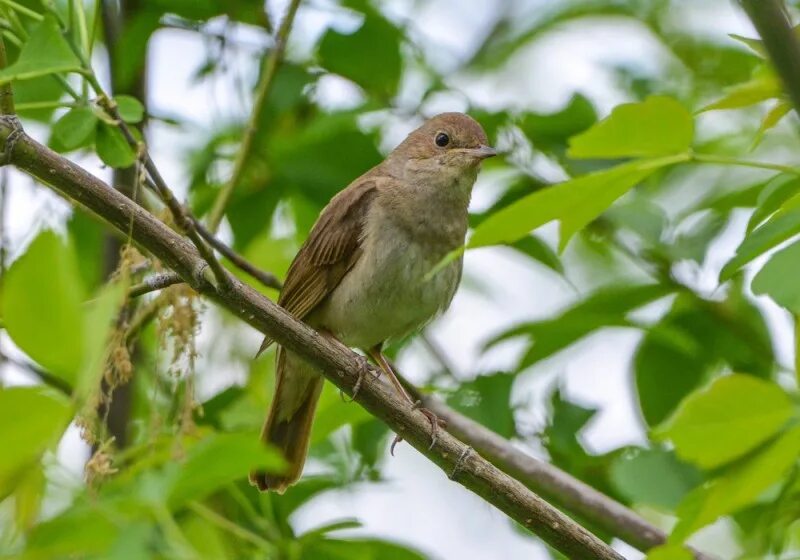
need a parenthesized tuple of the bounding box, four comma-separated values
(278, 178, 379, 320)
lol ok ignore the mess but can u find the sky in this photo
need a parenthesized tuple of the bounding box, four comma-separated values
(0, 0, 772, 558)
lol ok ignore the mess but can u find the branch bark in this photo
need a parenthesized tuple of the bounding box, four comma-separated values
(740, 0, 800, 113)
(128, 271, 183, 297)
(2, 118, 624, 560)
(406, 386, 714, 559)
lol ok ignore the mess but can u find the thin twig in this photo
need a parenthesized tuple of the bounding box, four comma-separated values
(6, 123, 624, 560)
(141, 175, 282, 290)
(206, 0, 302, 232)
(420, 330, 461, 378)
(95, 96, 230, 289)
(128, 271, 184, 297)
(192, 218, 282, 290)
(0, 351, 72, 395)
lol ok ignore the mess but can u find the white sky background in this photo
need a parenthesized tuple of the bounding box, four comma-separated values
(0, 0, 784, 558)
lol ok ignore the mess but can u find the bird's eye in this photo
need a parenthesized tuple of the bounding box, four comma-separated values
(434, 132, 450, 147)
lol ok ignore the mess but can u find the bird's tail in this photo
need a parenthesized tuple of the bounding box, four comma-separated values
(250, 348, 323, 493)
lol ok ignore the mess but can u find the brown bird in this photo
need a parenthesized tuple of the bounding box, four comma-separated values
(250, 112, 496, 493)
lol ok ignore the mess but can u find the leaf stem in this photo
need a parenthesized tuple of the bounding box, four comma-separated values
(0, 0, 43, 21)
(187, 501, 274, 551)
(14, 100, 79, 111)
(690, 152, 800, 176)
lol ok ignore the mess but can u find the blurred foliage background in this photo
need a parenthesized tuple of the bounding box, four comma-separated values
(2, 0, 800, 558)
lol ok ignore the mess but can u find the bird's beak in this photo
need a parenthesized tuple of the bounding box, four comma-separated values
(468, 144, 498, 159)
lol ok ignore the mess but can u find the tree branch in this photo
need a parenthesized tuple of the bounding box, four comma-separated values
(2, 118, 624, 560)
(400, 379, 714, 559)
(96, 95, 230, 290)
(128, 271, 183, 297)
(740, 0, 800, 113)
(206, 0, 302, 232)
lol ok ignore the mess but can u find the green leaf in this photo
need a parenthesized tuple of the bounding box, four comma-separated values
(14, 76, 66, 122)
(447, 372, 516, 438)
(672, 425, 800, 541)
(518, 93, 597, 153)
(699, 73, 780, 112)
(568, 96, 693, 159)
(729, 33, 766, 57)
(605, 198, 667, 246)
(74, 278, 129, 404)
(115, 95, 145, 123)
(2, 230, 85, 382)
(610, 448, 702, 510)
(752, 100, 792, 148)
(311, 383, 372, 445)
(508, 235, 564, 275)
(269, 112, 382, 209)
(470, 156, 685, 250)
(636, 289, 774, 427)
(95, 122, 136, 168)
(25, 504, 119, 559)
(0, 387, 72, 498)
(52, 107, 98, 150)
(746, 174, 800, 233)
(487, 284, 671, 370)
(646, 545, 693, 560)
(14, 465, 45, 531)
(720, 206, 800, 281)
(752, 240, 800, 313)
(317, 9, 402, 96)
(67, 212, 106, 291)
(635, 324, 707, 428)
(544, 389, 596, 467)
(0, 16, 81, 83)
(657, 375, 792, 469)
(167, 432, 287, 509)
(669, 212, 726, 264)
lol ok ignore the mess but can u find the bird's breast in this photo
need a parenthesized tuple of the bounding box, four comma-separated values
(313, 202, 464, 349)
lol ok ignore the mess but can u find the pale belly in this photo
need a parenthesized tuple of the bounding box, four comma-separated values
(312, 228, 462, 350)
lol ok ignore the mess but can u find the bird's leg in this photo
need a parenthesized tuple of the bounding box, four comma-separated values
(365, 344, 445, 454)
(317, 330, 372, 402)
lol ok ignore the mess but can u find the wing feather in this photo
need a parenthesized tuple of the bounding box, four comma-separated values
(279, 180, 378, 319)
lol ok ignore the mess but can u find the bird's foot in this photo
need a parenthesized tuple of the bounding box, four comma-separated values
(390, 399, 447, 455)
(340, 353, 376, 403)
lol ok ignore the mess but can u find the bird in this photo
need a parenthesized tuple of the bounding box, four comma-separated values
(249, 112, 496, 493)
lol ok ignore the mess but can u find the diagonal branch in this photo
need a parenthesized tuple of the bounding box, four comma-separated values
(398, 377, 714, 559)
(192, 217, 282, 290)
(141, 175, 283, 290)
(740, 0, 800, 114)
(206, 0, 302, 232)
(2, 119, 624, 560)
(96, 97, 230, 289)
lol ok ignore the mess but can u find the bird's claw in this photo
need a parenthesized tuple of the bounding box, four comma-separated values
(340, 354, 374, 403)
(390, 400, 446, 455)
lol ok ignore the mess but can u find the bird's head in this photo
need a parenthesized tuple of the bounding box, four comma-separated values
(392, 112, 496, 176)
